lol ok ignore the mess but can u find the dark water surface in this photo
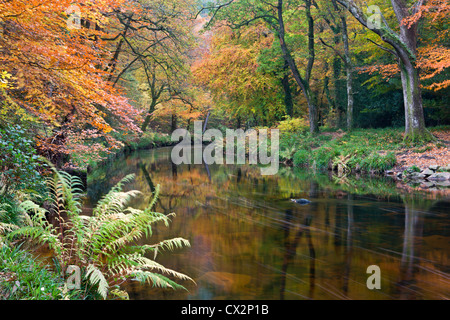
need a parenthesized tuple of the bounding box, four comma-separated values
(85, 147, 450, 300)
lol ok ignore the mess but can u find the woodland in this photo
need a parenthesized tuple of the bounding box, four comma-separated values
(0, 0, 449, 300)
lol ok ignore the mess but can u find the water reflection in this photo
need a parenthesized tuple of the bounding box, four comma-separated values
(85, 147, 450, 300)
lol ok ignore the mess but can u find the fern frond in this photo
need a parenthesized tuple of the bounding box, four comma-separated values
(19, 200, 48, 218)
(0, 222, 19, 235)
(128, 255, 194, 283)
(94, 190, 141, 217)
(85, 264, 109, 299)
(9, 166, 194, 299)
(93, 174, 136, 216)
(42, 162, 84, 218)
(131, 270, 187, 290)
(8, 225, 60, 249)
(142, 237, 191, 259)
(147, 184, 161, 211)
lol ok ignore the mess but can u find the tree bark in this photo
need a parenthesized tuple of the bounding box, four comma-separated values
(277, 0, 319, 134)
(141, 62, 166, 133)
(171, 113, 177, 133)
(400, 59, 428, 140)
(391, 0, 430, 141)
(141, 100, 157, 133)
(320, 5, 354, 130)
(340, 15, 354, 130)
(281, 63, 294, 117)
(336, 0, 433, 141)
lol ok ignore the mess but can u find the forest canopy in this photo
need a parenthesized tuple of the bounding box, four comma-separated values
(0, 0, 449, 170)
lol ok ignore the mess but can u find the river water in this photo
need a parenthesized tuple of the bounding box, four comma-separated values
(85, 147, 450, 300)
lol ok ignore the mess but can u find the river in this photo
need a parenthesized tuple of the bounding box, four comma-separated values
(84, 147, 450, 300)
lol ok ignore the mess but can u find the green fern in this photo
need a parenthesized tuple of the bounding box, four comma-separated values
(86, 264, 109, 299)
(9, 165, 194, 299)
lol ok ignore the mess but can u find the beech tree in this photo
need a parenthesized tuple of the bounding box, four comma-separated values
(335, 0, 437, 142)
(103, 0, 200, 133)
(0, 0, 203, 166)
(201, 0, 321, 133)
(192, 24, 287, 127)
(0, 0, 141, 164)
(318, 0, 355, 130)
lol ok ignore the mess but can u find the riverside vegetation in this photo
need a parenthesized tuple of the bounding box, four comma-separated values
(1, 0, 449, 301)
(277, 120, 450, 187)
(2, 119, 450, 299)
(1, 163, 193, 300)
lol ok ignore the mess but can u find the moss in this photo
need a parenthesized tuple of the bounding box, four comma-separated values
(403, 128, 437, 145)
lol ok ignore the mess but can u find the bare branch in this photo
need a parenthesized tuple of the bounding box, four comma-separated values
(319, 37, 346, 63)
(367, 38, 397, 57)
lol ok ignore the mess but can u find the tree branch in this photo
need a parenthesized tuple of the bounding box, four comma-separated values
(319, 37, 346, 63)
(367, 38, 397, 57)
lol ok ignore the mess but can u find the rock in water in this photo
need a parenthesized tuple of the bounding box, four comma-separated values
(291, 199, 311, 205)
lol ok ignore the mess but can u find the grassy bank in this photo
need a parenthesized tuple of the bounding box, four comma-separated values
(279, 126, 450, 175)
(0, 245, 67, 300)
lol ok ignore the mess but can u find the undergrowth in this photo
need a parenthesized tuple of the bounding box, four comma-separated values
(5, 163, 193, 300)
(280, 128, 404, 173)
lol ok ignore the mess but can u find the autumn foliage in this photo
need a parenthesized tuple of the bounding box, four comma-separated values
(1, 0, 449, 169)
(358, 0, 450, 92)
(0, 0, 142, 164)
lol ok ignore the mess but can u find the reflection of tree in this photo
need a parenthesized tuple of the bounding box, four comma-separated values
(305, 215, 316, 298)
(139, 162, 168, 213)
(343, 194, 354, 295)
(86, 147, 449, 300)
(279, 209, 315, 300)
(396, 196, 424, 299)
(139, 161, 206, 214)
(334, 201, 344, 247)
(172, 161, 178, 179)
(140, 163, 156, 193)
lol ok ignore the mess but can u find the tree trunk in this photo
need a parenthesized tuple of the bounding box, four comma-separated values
(171, 114, 177, 133)
(281, 65, 294, 117)
(141, 101, 157, 133)
(400, 60, 429, 141)
(304, 84, 319, 133)
(323, 61, 335, 114)
(345, 65, 353, 130)
(141, 115, 151, 133)
(340, 15, 354, 130)
(277, 0, 319, 133)
(391, 0, 432, 142)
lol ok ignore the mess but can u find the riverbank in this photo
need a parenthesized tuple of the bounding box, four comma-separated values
(65, 126, 450, 192)
(2, 126, 449, 300)
(279, 126, 450, 190)
(64, 132, 175, 186)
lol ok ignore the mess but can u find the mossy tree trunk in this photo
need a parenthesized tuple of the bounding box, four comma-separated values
(341, 15, 354, 131)
(277, 0, 319, 134)
(336, 0, 434, 142)
(400, 59, 430, 142)
(281, 63, 294, 118)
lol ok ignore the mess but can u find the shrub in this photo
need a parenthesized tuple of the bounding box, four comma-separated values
(0, 124, 45, 193)
(293, 149, 310, 167)
(313, 147, 339, 170)
(9, 166, 193, 300)
(277, 117, 309, 133)
(135, 132, 172, 150)
(360, 152, 397, 172)
(0, 196, 24, 241)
